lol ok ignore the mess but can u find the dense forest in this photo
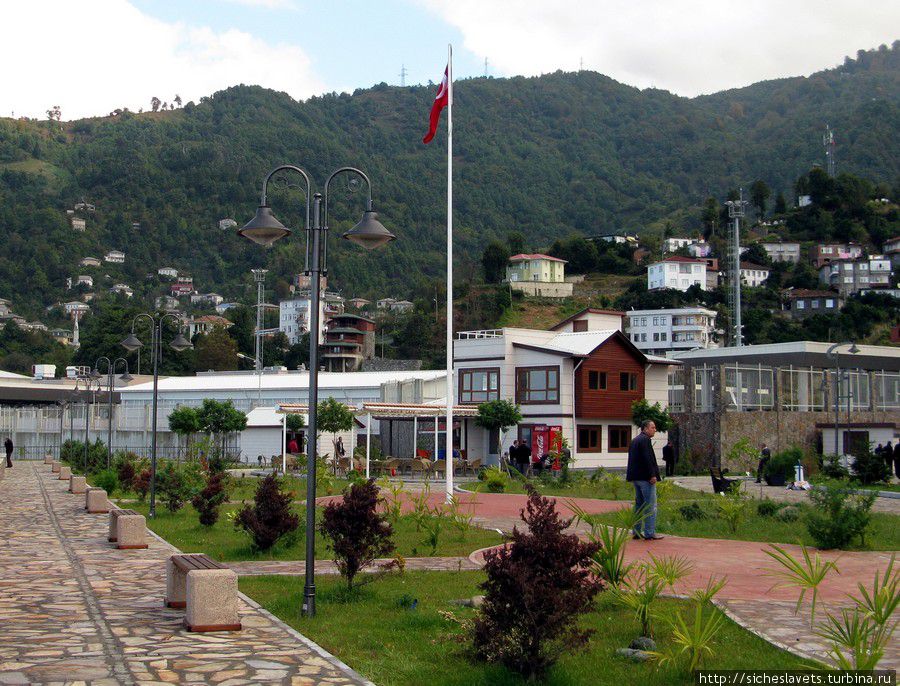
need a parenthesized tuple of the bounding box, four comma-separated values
(0, 44, 897, 321)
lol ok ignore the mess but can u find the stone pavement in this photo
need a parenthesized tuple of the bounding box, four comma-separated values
(0, 463, 370, 685)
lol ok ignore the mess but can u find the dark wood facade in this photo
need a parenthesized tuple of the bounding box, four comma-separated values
(575, 334, 645, 419)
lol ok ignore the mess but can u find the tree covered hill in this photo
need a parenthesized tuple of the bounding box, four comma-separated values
(0, 43, 897, 318)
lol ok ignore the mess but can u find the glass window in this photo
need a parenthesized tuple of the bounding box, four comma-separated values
(796, 301, 805, 309)
(619, 372, 638, 391)
(609, 425, 631, 452)
(516, 366, 560, 404)
(588, 370, 606, 390)
(578, 425, 602, 452)
(826, 299, 834, 308)
(812, 300, 819, 308)
(459, 368, 500, 404)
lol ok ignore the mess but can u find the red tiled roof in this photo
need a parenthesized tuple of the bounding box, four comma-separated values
(784, 289, 839, 299)
(740, 261, 769, 271)
(656, 256, 705, 264)
(508, 253, 567, 263)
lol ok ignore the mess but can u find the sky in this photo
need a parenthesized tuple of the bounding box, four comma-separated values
(2, 0, 898, 120)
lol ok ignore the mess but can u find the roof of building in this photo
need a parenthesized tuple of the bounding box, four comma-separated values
(512, 330, 680, 365)
(652, 256, 706, 265)
(671, 341, 900, 372)
(194, 315, 232, 326)
(508, 253, 567, 263)
(120, 369, 445, 394)
(783, 289, 841, 299)
(740, 262, 770, 271)
(331, 313, 375, 323)
(549, 308, 625, 331)
(326, 327, 365, 335)
(245, 406, 283, 428)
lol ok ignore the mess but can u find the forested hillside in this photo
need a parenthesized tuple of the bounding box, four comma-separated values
(0, 43, 897, 317)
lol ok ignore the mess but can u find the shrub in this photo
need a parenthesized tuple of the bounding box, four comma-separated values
(114, 453, 138, 491)
(192, 472, 227, 526)
(757, 499, 783, 517)
(483, 466, 508, 493)
(320, 480, 394, 588)
(234, 474, 300, 551)
(157, 462, 191, 513)
(132, 468, 151, 501)
(93, 468, 118, 495)
(472, 487, 601, 680)
(821, 454, 850, 480)
(806, 481, 876, 549)
(852, 450, 891, 485)
(715, 492, 747, 533)
(775, 506, 800, 523)
(679, 502, 708, 521)
(765, 448, 802, 481)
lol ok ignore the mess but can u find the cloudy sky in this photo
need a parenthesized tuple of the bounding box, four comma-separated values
(2, 0, 897, 120)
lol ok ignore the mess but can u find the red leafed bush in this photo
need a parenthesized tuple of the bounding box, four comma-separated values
(320, 480, 394, 589)
(192, 472, 227, 527)
(234, 474, 299, 551)
(132, 468, 152, 502)
(472, 486, 602, 680)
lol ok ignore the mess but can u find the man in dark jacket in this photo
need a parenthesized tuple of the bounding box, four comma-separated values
(4, 437, 12, 468)
(626, 420, 663, 540)
(894, 442, 900, 480)
(662, 439, 676, 477)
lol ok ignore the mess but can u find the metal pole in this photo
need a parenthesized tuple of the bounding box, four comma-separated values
(58, 402, 64, 459)
(303, 193, 323, 618)
(445, 42, 455, 501)
(834, 361, 840, 458)
(84, 394, 89, 469)
(366, 412, 372, 479)
(149, 319, 160, 519)
(107, 368, 113, 468)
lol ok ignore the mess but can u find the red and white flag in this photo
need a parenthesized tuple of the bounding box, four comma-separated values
(423, 66, 449, 144)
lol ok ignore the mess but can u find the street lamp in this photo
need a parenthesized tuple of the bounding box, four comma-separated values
(71, 375, 101, 470)
(239, 164, 395, 617)
(825, 341, 860, 459)
(121, 313, 193, 518)
(94, 357, 132, 468)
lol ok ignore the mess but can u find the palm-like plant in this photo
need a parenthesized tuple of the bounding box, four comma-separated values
(568, 501, 636, 588)
(849, 554, 898, 628)
(646, 553, 694, 592)
(816, 608, 891, 670)
(657, 603, 726, 673)
(764, 544, 839, 626)
(612, 566, 664, 637)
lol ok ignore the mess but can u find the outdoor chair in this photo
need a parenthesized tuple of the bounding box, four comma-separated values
(337, 457, 351, 477)
(464, 458, 482, 478)
(410, 458, 430, 479)
(709, 467, 740, 494)
(380, 457, 401, 476)
(431, 459, 447, 478)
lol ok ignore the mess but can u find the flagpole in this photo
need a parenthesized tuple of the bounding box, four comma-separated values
(445, 43, 454, 502)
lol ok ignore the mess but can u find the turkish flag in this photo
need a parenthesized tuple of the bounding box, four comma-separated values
(423, 66, 449, 144)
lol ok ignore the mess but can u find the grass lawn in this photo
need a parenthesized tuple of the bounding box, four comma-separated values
(461, 477, 698, 501)
(589, 494, 900, 551)
(127, 501, 503, 562)
(241, 571, 814, 685)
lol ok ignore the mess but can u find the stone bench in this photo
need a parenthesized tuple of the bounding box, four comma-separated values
(51, 461, 61, 474)
(69, 475, 87, 494)
(84, 487, 109, 514)
(166, 554, 241, 633)
(108, 508, 147, 550)
(58, 465, 71, 481)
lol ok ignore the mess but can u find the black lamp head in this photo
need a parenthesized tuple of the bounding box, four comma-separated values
(119, 371, 134, 383)
(170, 333, 193, 352)
(238, 205, 291, 247)
(120, 333, 143, 352)
(342, 208, 395, 250)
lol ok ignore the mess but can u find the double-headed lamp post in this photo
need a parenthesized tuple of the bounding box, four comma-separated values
(72, 374, 101, 469)
(238, 164, 395, 617)
(92, 357, 133, 469)
(120, 313, 193, 518)
(825, 341, 860, 458)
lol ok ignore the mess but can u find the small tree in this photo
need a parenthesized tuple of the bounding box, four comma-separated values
(317, 397, 355, 473)
(168, 405, 201, 462)
(472, 487, 601, 680)
(631, 399, 674, 433)
(157, 462, 191, 513)
(319, 480, 395, 589)
(475, 399, 522, 457)
(234, 474, 299, 551)
(197, 398, 247, 458)
(192, 472, 227, 526)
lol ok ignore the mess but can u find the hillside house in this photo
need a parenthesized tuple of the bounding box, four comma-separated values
(647, 256, 707, 292)
(761, 241, 801, 264)
(819, 257, 892, 296)
(505, 253, 573, 298)
(80, 257, 101, 268)
(740, 262, 770, 287)
(810, 243, 863, 268)
(104, 250, 125, 264)
(782, 289, 844, 319)
(71, 218, 86, 232)
(158, 267, 178, 279)
(662, 237, 699, 253)
(625, 307, 718, 354)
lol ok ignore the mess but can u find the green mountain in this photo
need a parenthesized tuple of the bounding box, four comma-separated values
(0, 43, 898, 318)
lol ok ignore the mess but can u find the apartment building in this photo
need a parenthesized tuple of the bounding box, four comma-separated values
(506, 253, 573, 298)
(279, 296, 326, 345)
(782, 289, 844, 319)
(818, 257, 892, 296)
(810, 243, 863, 268)
(647, 256, 707, 291)
(740, 262, 770, 287)
(625, 307, 718, 354)
(761, 242, 801, 264)
(662, 237, 699, 253)
(322, 314, 376, 372)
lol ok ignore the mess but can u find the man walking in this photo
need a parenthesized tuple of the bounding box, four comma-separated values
(662, 439, 676, 477)
(756, 442, 771, 483)
(626, 420, 663, 540)
(4, 436, 12, 468)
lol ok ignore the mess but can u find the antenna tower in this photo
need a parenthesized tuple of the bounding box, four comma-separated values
(823, 124, 836, 178)
(399, 64, 408, 87)
(725, 191, 748, 347)
(483, 57, 489, 77)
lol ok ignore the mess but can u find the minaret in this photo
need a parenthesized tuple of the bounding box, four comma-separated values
(72, 311, 80, 348)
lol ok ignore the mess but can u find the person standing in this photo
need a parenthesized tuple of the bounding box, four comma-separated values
(626, 420, 663, 540)
(662, 439, 676, 477)
(4, 437, 12, 468)
(884, 440, 894, 472)
(894, 441, 900, 480)
(756, 442, 771, 483)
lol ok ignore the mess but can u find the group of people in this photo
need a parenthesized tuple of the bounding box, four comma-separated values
(508, 439, 547, 476)
(875, 441, 900, 479)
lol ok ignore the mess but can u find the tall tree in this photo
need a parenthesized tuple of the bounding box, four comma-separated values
(195, 326, 238, 371)
(750, 180, 771, 219)
(482, 240, 510, 283)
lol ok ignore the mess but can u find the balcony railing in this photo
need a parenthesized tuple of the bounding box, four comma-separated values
(457, 330, 502, 339)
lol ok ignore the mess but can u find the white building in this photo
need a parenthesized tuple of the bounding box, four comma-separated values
(647, 256, 707, 291)
(662, 237, 699, 253)
(109, 284, 133, 298)
(75, 275, 93, 288)
(158, 267, 178, 279)
(740, 262, 770, 287)
(625, 307, 718, 354)
(389, 300, 414, 313)
(686, 242, 712, 258)
(71, 218, 86, 232)
(155, 295, 180, 310)
(190, 293, 225, 307)
(761, 242, 801, 264)
(62, 301, 90, 317)
(279, 296, 325, 345)
(80, 257, 101, 268)
(218, 218, 237, 231)
(104, 250, 125, 263)
(215, 302, 240, 315)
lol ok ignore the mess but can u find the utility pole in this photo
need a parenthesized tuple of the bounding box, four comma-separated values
(399, 64, 408, 87)
(484, 57, 489, 77)
(823, 124, 836, 178)
(726, 191, 748, 347)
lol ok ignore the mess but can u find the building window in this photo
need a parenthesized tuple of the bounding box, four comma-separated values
(588, 370, 607, 390)
(459, 368, 500, 404)
(516, 366, 560, 404)
(578, 425, 602, 452)
(796, 301, 805, 309)
(620, 372, 638, 391)
(609, 425, 631, 452)
(811, 300, 819, 308)
(653, 333, 660, 341)
(826, 299, 834, 308)
(573, 320, 588, 332)
(660, 332, 667, 341)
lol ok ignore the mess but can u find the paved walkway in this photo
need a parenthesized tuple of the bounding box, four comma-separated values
(0, 463, 369, 685)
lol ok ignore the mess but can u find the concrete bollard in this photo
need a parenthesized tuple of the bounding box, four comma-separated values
(51, 461, 61, 474)
(85, 488, 109, 514)
(185, 569, 241, 632)
(58, 465, 72, 481)
(116, 514, 148, 550)
(44, 454, 54, 465)
(0, 462, 5, 480)
(69, 475, 87, 494)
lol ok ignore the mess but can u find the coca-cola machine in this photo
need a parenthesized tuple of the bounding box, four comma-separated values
(529, 425, 562, 464)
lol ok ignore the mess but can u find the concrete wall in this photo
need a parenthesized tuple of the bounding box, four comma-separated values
(509, 281, 574, 298)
